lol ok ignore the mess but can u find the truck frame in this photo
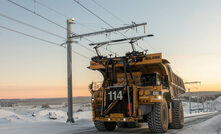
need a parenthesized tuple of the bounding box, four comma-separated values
(88, 35, 185, 133)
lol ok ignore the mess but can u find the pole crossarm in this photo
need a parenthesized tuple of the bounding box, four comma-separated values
(71, 22, 147, 39)
(89, 34, 154, 48)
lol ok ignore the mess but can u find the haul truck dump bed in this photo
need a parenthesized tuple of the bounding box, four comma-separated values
(88, 35, 185, 133)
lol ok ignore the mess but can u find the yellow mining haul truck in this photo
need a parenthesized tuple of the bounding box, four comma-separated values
(88, 36, 185, 133)
(88, 53, 185, 133)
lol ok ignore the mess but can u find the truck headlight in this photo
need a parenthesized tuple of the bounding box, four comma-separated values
(151, 91, 161, 95)
(144, 90, 150, 96)
(139, 90, 144, 96)
(157, 96, 162, 99)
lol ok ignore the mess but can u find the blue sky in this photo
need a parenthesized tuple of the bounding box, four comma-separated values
(0, 0, 221, 98)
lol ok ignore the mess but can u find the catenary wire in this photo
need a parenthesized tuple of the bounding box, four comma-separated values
(0, 25, 90, 60)
(23, 0, 117, 56)
(35, 0, 118, 55)
(91, 0, 125, 24)
(73, 0, 128, 39)
(35, 0, 69, 18)
(33, 0, 145, 55)
(35, 1, 98, 33)
(0, 25, 61, 46)
(78, 0, 151, 52)
(34, 0, 112, 55)
(7, 0, 99, 55)
(0, 12, 65, 39)
(8, 0, 67, 30)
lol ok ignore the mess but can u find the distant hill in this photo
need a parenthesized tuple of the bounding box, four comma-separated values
(179, 91, 221, 102)
(180, 91, 221, 97)
(0, 96, 91, 106)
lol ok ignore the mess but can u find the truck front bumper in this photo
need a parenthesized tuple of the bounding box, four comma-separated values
(93, 117, 137, 122)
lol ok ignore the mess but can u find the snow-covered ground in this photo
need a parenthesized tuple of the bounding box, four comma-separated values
(0, 103, 92, 124)
(0, 96, 220, 134)
(177, 113, 221, 134)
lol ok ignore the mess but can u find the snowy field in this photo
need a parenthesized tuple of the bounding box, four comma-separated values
(0, 96, 220, 134)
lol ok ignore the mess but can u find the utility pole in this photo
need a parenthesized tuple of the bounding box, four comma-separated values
(65, 22, 146, 122)
(188, 88, 192, 114)
(66, 18, 74, 123)
(202, 97, 205, 112)
(185, 81, 201, 114)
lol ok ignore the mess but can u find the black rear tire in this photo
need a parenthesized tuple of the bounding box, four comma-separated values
(94, 121, 116, 131)
(147, 99, 169, 133)
(169, 100, 184, 129)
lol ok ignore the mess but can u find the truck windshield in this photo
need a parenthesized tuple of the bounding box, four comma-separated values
(141, 73, 160, 86)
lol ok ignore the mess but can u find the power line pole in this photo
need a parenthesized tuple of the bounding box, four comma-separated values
(188, 88, 192, 114)
(66, 18, 74, 123)
(65, 21, 146, 123)
(185, 81, 201, 114)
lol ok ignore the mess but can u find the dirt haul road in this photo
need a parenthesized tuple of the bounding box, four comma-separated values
(74, 112, 221, 134)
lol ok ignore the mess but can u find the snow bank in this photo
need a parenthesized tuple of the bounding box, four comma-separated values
(35, 110, 67, 121)
(184, 111, 217, 117)
(214, 96, 221, 111)
(0, 109, 23, 123)
(177, 113, 221, 134)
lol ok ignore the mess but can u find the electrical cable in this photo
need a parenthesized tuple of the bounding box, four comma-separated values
(0, 25, 61, 46)
(72, 50, 90, 60)
(28, 0, 118, 56)
(73, 0, 128, 39)
(35, 0, 69, 18)
(7, 0, 99, 55)
(35, 1, 98, 35)
(8, 0, 67, 30)
(0, 12, 65, 39)
(79, 0, 154, 52)
(76, 42, 96, 54)
(91, 0, 125, 24)
(0, 25, 90, 60)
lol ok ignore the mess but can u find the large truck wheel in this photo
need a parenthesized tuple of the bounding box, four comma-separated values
(169, 100, 184, 129)
(147, 99, 169, 133)
(94, 121, 116, 131)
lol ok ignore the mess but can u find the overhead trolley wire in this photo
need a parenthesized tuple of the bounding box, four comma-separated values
(35, 0, 69, 18)
(81, 0, 151, 52)
(0, 25, 60, 46)
(0, 25, 90, 60)
(73, 0, 147, 53)
(7, 0, 98, 55)
(72, 50, 90, 60)
(35, 0, 97, 33)
(73, 0, 128, 39)
(76, 42, 96, 54)
(91, 0, 125, 24)
(32, 0, 118, 55)
(73, 0, 114, 29)
(13, 0, 117, 56)
(0, 12, 65, 39)
(8, 0, 67, 30)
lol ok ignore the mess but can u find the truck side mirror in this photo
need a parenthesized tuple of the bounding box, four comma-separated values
(89, 82, 93, 90)
(164, 75, 169, 88)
